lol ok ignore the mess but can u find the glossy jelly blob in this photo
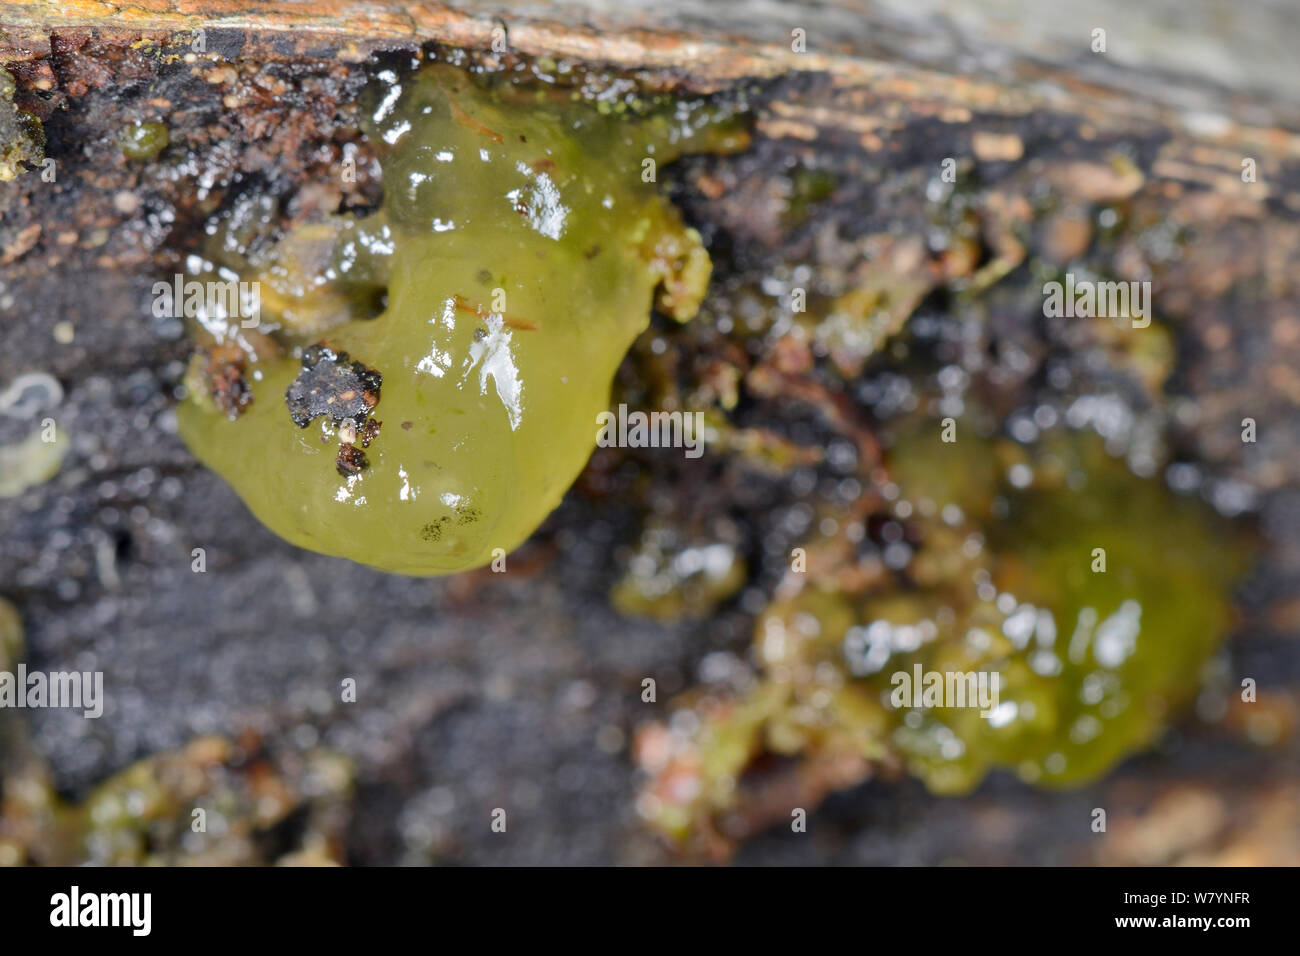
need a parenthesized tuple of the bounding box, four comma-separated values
(178, 62, 747, 574)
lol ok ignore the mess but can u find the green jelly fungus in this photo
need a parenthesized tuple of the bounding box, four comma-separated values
(669, 427, 1249, 817)
(119, 120, 169, 161)
(0, 68, 44, 181)
(178, 63, 747, 574)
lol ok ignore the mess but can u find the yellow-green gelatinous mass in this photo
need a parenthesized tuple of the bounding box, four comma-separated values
(645, 426, 1250, 842)
(0, 68, 44, 181)
(119, 120, 169, 161)
(865, 429, 1246, 792)
(178, 63, 746, 574)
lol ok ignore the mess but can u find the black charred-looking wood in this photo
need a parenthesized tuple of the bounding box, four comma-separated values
(285, 343, 381, 429)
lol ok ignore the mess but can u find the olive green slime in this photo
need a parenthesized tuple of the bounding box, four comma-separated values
(119, 120, 169, 162)
(179, 64, 743, 575)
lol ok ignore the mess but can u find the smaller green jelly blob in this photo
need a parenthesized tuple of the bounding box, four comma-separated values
(0, 68, 44, 181)
(119, 121, 169, 161)
(804, 429, 1249, 794)
(648, 425, 1251, 840)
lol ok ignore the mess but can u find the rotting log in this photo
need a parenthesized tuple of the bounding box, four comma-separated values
(1, 2, 1298, 864)
(3, 1, 1297, 499)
